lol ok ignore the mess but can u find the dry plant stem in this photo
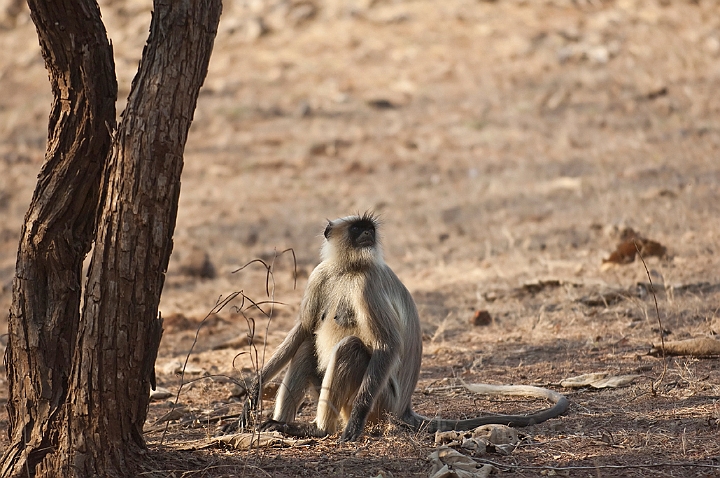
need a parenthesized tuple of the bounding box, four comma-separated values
(231, 248, 297, 297)
(161, 292, 241, 444)
(232, 250, 297, 443)
(160, 289, 286, 442)
(633, 240, 668, 389)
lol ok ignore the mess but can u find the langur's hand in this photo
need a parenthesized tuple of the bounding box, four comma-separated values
(339, 423, 362, 442)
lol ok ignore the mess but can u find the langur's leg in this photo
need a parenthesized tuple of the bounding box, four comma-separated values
(273, 339, 321, 423)
(259, 336, 371, 438)
(315, 335, 371, 434)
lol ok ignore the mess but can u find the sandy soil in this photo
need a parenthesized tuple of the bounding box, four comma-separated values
(1, 0, 720, 476)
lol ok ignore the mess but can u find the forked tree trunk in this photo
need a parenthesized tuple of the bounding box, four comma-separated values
(1, 0, 117, 475)
(1, 1, 222, 477)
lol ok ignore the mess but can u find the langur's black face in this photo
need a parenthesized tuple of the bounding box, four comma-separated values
(348, 219, 375, 248)
(323, 213, 379, 254)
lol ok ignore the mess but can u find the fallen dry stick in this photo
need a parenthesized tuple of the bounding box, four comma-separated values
(649, 337, 720, 357)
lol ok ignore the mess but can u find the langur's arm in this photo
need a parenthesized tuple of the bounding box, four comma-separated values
(241, 322, 310, 430)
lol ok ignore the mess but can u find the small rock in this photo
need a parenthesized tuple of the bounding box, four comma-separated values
(296, 101, 312, 118)
(245, 17, 268, 41)
(288, 2, 317, 26)
(162, 312, 194, 333)
(366, 99, 396, 109)
(162, 360, 204, 376)
(150, 387, 173, 401)
(470, 310, 492, 326)
(178, 249, 216, 279)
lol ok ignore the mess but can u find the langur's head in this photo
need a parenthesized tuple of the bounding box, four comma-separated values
(320, 212, 383, 267)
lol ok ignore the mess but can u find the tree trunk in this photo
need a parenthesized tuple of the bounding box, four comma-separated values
(1, 0, 116, 475)
(2, 0, 222, 476)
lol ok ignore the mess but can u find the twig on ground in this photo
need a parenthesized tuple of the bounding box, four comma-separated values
(473, 457, 720, 473)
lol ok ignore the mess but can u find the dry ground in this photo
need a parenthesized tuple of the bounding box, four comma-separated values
(1, 0, 720, 476)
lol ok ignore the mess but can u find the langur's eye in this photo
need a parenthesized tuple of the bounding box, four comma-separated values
(324, 223, 332, 239)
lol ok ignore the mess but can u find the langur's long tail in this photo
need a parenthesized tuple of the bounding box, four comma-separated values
(402, 382, 569, 433)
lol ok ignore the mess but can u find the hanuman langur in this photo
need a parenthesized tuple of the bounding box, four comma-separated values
(236, 213, 568, 442)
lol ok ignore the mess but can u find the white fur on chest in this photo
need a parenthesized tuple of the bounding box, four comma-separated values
(314, 274, 372, 371)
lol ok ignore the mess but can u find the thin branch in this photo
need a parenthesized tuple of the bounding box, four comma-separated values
(232, 248, 297, 296)
(474, 457, 720, 473)
(633, 239, 668, 389)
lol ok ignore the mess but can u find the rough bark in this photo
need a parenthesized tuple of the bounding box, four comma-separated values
(1, 1, 116, 476)
(37, 1, 222, 476)
(2, 0, 221, 476)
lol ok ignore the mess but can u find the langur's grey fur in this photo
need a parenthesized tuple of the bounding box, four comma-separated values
(237, 213, 568, 442)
